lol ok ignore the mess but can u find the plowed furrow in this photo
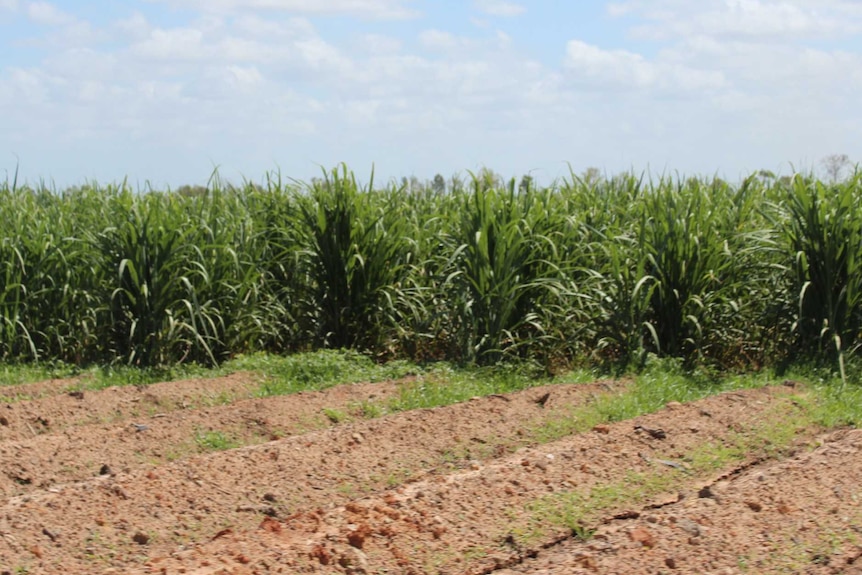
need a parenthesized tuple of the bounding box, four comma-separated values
(0, 379, 407, 496)
(0, 373, 263, 440)
(0, 382, 615, 573)
(125, 386, 811, 575)
(0, 377, 87, 402)
(495, 428, 862, 575)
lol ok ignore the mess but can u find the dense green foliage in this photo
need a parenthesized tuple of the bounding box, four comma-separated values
(1, 165, 860, 374)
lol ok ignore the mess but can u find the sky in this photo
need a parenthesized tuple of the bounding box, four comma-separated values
(1, 0, 860, 189)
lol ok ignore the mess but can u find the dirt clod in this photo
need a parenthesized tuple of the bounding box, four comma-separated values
(745, 500, 763, 512)
(698, 485, 715, 499)
(339, 547, 369, 573)
(259, 517, 281, 533)
(41, 527, 58, 542)
(635, 425, 667, 439)
(534, 392, 551, 408)
(677, 518, 701, 537)
(576, 553, 598, 570)
(347, 523, 373, 549)
(111, 484, 129, 499)
(212, 528, 233, 540)
(629, 526, 656, 548)
(132, 531, 149, 545)
(310, 544, 332, 565)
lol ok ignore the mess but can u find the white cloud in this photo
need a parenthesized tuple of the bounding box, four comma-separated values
(295, 36, 351, 71)
(417, 28, 512, 56)
(565, 41, 654, 88)
(115, 11, 150, 40)
(669, 36, 862, 90)
(593, 0, 862, 148)
(419, 29, 458, 51)
(130, 27, 209, 61)
(122, 11, 360, 78)
(614, 0, 861, 41)
(1, 0, 860, 187)
(5, 67, 54, 102)
(356, 33, 402, 55)
(606, 3, 633, 18)
(145, 0, 419, 20)
(232, 14, 315, 38)
(473, 0, 525, 17)
(225, 65, 263, 89)
(0, 0, 18, 11)
(564, 40, 725, 93)
(42, 48, 117, 82)
(26, 1, 73, 26)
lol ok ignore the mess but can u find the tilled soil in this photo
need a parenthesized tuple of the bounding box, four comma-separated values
(0, 373, 858, 575)
(0, 376, 410, 496)
(495, 427, 862, 575)
(0, 372, 265, 441)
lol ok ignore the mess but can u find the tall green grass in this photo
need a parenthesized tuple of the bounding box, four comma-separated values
(780, 174, 862, 378)
(450, 175, 564, 363)
(0, 165, 860, 379)
(294, 165, 412, 351)
(640, 177, 742, 361)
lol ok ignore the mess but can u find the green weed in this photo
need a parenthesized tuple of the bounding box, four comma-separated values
(194, 429, 239, 452)
(321, 407, 349, 424)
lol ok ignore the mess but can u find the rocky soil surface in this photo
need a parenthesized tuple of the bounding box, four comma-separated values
(0, 373, 857, 574)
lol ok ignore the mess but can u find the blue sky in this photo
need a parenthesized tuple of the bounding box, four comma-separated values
(1, 0, 860, 188)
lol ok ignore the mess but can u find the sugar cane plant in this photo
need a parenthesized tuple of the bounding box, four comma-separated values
(294, 164, 413, 351)
(0, 163, 858, 378)
(779, 172, 862, 380)
(449, 173, 565, 364)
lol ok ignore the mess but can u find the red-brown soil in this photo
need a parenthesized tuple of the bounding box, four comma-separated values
(496, 427, 862, 575)
(0, 372, 265, 440)
(0, 373, 858, 575)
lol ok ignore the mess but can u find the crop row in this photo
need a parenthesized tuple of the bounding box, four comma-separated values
(1, 164, 860, 372)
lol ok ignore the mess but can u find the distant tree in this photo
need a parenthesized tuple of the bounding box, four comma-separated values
(431, 174, 446, 194)
(398, 175, 427, 194)
(449, 173, 465, 193)
(821, 154, 851, 183)
(411, 175, 425, 193)
(756, 169, 776, 182)
(476, 167, 504, 190)
(176, 184, 207, 197)
(518, 174, 534, 194)
(582, 166, 602, 185)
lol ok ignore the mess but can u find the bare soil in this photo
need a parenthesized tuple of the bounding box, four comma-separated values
(0, 373, 858, 575)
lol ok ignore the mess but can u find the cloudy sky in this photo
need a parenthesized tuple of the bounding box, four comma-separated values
(1, 0, 860, 188)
